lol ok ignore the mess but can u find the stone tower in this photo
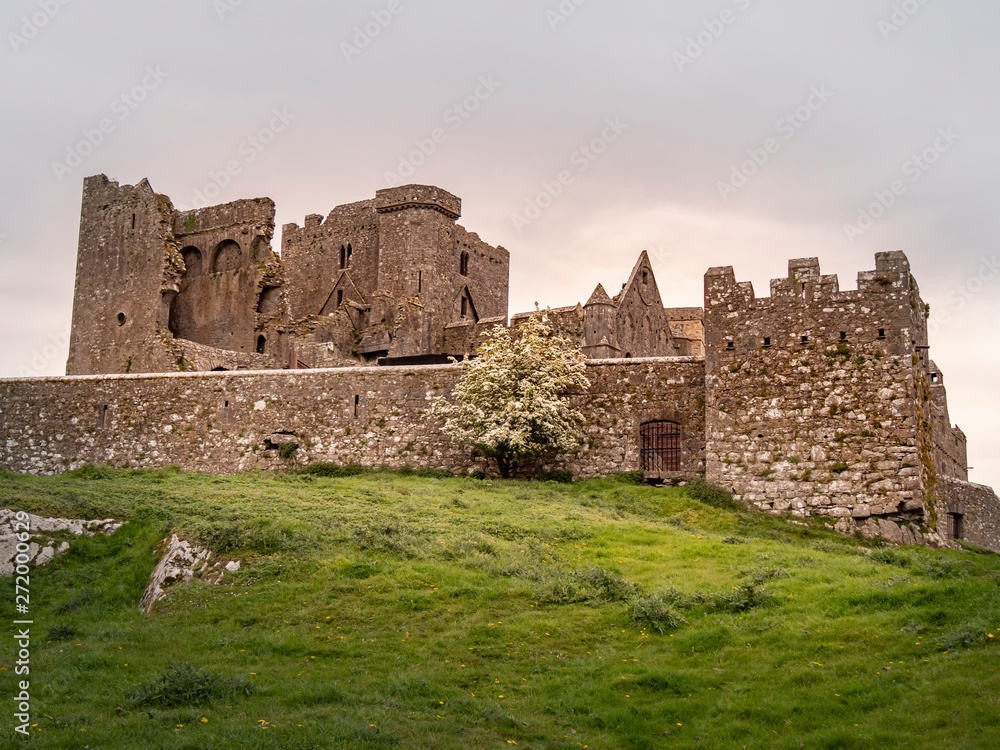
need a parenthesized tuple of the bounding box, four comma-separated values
(702, 251, 956, 540)
(582, 284, 620, 358)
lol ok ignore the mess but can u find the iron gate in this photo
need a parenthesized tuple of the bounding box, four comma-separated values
(640, 421, 681, 474)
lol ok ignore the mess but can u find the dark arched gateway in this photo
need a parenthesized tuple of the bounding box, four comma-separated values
(640, 421, 681, 473)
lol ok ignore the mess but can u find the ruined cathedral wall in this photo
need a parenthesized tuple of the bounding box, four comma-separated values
(704, 253, 929, 523)
(281, 199, 379, 321)
(449, 224, 510, 323)
(67, 176, 184, 376)
(0, 359, 704, 480)
(169, 198, 279, 358)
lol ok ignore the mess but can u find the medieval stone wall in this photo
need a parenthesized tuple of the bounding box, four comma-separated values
(0, 359, 704, 480)
(67, 176, 184, 376)
(937, 478, 1000, 551)
(704, 252, 932, 524)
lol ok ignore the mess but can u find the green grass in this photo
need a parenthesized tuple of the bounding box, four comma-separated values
(1, 466, 999, 748)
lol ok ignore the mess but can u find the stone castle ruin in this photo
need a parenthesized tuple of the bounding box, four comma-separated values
(1, 175, 998, 553)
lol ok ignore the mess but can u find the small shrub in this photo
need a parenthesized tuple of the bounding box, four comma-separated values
(933, 627, 985, 652)
(277, 443, 299, 460)
(610, 470, 646, 485)
(541, 469, 574, 484)
(66, 464, 117, 480)
(46, 624, 78, 642)
(628, 593, 688, 634)
(129, 663, 257, 707)
(831, 462, 850, 474)
(299, 463, 369, 478)
(716, 582, 775, 612)
(666, 515, 697, 532)
(351, 520, 422, 558)
(684, 477, 742, 512)
(573, 566, 639, 603)
(870, 547, 912, 568)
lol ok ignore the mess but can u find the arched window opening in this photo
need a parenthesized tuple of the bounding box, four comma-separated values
(641, 421, 681, 473)
(180, 247, 203, 278)
(256, 335, 267, 354)
(211, 240, 242, 273)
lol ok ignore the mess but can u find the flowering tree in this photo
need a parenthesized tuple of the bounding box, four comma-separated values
(429, 313, 591, 478)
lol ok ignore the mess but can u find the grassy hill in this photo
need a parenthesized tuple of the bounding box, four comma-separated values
(1, 466, 999, 749)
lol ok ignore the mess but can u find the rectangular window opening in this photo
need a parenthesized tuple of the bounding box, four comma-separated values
(950, 513, 965, 541)
(354, 395, 360, 418)
(878, 328, 886, 339)
(726, 341, 735, 350)
(840, 332, 847, 341)
(763, 337, 771, 348)
(801, 336, 809, 345)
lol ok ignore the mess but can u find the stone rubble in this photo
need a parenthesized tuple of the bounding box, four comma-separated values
(0, 509, 122, 576)
(139, 534, 240, 614)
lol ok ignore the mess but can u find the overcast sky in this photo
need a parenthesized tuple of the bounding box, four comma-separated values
(0, 0, 997, 488)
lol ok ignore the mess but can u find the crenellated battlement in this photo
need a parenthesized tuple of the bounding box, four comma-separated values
(707, 251, 915, 310)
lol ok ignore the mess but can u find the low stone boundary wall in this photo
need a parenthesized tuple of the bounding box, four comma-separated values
(0, 358, 705, 479)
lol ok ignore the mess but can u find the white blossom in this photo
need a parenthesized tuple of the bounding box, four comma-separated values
(428, 313, 590, 477)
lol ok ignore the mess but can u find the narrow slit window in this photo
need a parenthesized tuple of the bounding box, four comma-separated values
(337, 290, 344, 307)
(354, 395, 360, 418)
(460, 251, 470, 276)
(840, 331, 847, 341)
(950, 513, 965, 540)
(340, 246, 347, 269)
